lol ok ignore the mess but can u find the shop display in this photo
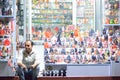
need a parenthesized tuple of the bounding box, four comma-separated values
(18, 0, 120, 74)
(76, 0, 95, 31)
(31, 0, 72, 40)
(104, 0, 120, 25)
(0, 0, 13, 16)
(0, 0, 15, 62)
(103, 0, 120, 46)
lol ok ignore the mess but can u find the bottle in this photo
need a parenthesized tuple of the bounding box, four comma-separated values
(42, 70, 46, 76)
(58, 70, 61, 76)
(62, 68, 66, 77)
(51, 70, 54, 76)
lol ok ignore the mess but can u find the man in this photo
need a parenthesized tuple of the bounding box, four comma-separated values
(17, 40, 40, 80)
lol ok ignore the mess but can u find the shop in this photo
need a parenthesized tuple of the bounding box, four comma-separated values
(0, 0, 120, 80)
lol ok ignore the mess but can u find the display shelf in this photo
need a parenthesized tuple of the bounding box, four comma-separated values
(0, 16, 14, 18)
(0, 21, 13, 61)
(104, 24, 120, 26)
(0, 16, 14, 21)
(102, 1, 120, 68)
(32, 18, 66, 19)
(32, 8, 72, 10)
(104, 0, 120, 24)
(0, 0, 16, 64)
(31, 0, 72, 41)
(76, 0, 95, 31)
(0, 59, 8, 63)
(32, 22, 72, 24)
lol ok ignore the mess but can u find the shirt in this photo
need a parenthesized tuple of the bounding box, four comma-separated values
(17, 49, 40, 67)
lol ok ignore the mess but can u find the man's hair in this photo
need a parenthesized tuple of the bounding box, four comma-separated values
(25, 40, 34, 46)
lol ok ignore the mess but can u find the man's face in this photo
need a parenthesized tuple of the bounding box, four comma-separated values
(25, 41, 32, 53)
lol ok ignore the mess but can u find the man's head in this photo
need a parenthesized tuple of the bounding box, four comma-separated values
(25, 40, 33, 53)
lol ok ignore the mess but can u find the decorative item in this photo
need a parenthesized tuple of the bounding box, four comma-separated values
(105, 18, 110, 24)
(114, 18, 118, 24)
(110, 19, 115, 24)
(4, 39, 10, 46)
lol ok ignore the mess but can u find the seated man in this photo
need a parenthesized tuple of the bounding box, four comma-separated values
(17, 40, 40, 80)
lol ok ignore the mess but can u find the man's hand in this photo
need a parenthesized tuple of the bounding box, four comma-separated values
(22, 65, 27, 69)
(17, 61, 27, 69)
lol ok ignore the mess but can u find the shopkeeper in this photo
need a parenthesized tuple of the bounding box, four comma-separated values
(17, 40, 40, 80)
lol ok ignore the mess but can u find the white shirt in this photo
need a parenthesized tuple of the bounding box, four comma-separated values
(17, 49, 40, 67)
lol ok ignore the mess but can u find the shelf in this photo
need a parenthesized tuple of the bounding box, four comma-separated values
(32, 2, 72, 23)
(0, 15, 14, 18)
(32, 22, 72, 24)
(0, 59, 8, 63)
(32, 18, 66, 19)
(32, 13, 72, 15)
(76, 0, 95, 31)
(31, 1, 72, 42)
(104, 24, 120, 26)
(76, 16, 94, 18)
(32, 8, 72, 10)
(105, 15, 119, 18)
(103, 0, 120, 27)
(0, 1, 16, 74)
(0, 15, 14, 21)
(105, 8, 119, 11)
(33, 40, 44, 45)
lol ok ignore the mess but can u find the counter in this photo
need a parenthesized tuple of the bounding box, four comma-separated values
(45, 62, 120, 77)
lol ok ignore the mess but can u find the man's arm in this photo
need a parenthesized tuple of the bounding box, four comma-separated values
(17, 50, 27, 69)
(31, 61, 39, 69)
(31, 52, 40, 68)
(17, 61, 27, 69)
